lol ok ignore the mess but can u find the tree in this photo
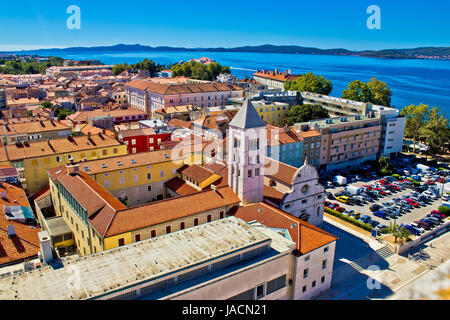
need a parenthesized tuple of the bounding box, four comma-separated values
(284, 72, 332, 95)
(386, 222, 411, 245)
(367, 78, 392, 107)
(377, 156, 393, 176)
(342, 80, 374, 103)
(400, 104, 450, 155)
(171, 61, 230, 81)
(420, 107, 450, 155)
(41, 101, 53, 109)
(285, 104, 329, 125)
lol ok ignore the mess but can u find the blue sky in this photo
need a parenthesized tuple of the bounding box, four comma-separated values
(0, 0, 449, 51)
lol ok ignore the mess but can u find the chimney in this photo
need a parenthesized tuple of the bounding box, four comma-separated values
(7, 225, 15, 237)
(38, 231, 53, 264)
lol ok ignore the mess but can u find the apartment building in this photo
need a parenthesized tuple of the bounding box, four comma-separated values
(295, 115, 382, 171)
(59, 149, 189, 206)
(46, 65, 114, 79)
(0, 133, 128, 194)
(266, 125, 304, 168)
(67, 109, 147, 126)
(372, 105, 406, 158)
(299, 91, 372, 117)
(0, 120, 72, 145)
(253, 69, 300, 90)
(117, 127, 172, 154)
(229, 97, 292, 127)
(125, 80, 243, 116)
(48, 165, 241, 256)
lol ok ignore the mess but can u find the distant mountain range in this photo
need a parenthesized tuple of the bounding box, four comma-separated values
(7, 44, 450, 60)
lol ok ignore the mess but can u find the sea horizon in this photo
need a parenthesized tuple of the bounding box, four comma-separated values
(31, 50, 450, 116)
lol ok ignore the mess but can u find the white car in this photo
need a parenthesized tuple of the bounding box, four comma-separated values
(410, 223, 425, 233)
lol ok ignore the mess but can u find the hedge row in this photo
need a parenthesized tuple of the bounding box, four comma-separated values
(324, 207, 374, 232)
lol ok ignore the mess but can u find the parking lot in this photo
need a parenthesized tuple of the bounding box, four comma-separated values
(327, 180, 443, 228)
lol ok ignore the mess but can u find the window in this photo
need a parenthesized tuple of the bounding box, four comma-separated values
(256, 284, 265, 299)
(194, 218, 199, 226)
(119, 177, 125, 185)
(135, 234, 141, 242)
(132, 139, 136, 145)
(118, 238, 125, 247)
(302, 286, 307, 293)
(321, 276, 326, 284)
(248, 170, 252, 178)
(148, 185, 152, 192)
(220, 211, 224, 219)
(133, 175, 138, 183)
(151, 230, 156, 238)
(166, 226, 171, 234)
(147, 173, 151, 180)
(180, 222, 185, 230)
(102, 150, 107, 156)
(324, 246, 329, 253)
(207, 215, 212, 223)
(322, 259, 327, 270)
(113, 148, 118, 154)
(312, 281, 316, 288)
(303, 268, 309, 279)
(160, 170, 164, 178)
(305, 255, 310, 262)
(266, 275, 286, 295)
(56, 156, 62, 162)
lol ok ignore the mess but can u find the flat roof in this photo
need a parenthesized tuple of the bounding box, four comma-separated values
(45, 216, 72, 237)
(0, 217, 272, 300)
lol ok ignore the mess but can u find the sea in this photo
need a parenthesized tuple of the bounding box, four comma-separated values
(37, 50, 450, 116)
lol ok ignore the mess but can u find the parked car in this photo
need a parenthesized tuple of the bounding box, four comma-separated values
(335, 207, 346, 213)
(410, 222, 425, 233)
(359, 215, 372, 224)
(326, 192, 335, 200)
(370, 204, 381, 212)
(369, 220, 380, 228)
(373, 211, 387, 219)
(337, 196, 349, 203)
(402, 225, 420, 236)
(414, 220, 432, 230)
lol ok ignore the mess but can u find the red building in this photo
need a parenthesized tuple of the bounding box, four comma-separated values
(117, 127, 171, 154)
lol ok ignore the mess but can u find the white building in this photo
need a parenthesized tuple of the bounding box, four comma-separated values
(372, 105, 406, 158)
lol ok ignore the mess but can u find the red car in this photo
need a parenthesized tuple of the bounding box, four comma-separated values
(335, 207, 346, 213)
(406, 199, 419, 207)
(437, 178, 444, 183)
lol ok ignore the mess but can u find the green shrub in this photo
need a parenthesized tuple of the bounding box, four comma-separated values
(324, 207, 373, 232)
(412, 181, 420, 186)
(392, 174, 401, 180)
(438, 206, 450, 217)
(406, 177, 413, 182)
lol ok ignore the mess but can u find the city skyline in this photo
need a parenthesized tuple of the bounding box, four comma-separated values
(1, 0, 449, 51)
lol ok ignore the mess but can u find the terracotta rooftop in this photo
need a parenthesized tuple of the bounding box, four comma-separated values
(75, 149, 187, 175)
(3, 134, 123, 161)
(264, 157, 299, 186)
(125, 80, 243, 95)
(67, 109, 147, 123)
(102, 186, 241, 237)
(178, 164, 221, 184)
(165, 177, 199, 196)
(0, 120, 71, 136)
(0, 182, 41, 266)
(253, 70, 300, 82)
(232, 202, 337, 255)
(263, 185, 285, 206)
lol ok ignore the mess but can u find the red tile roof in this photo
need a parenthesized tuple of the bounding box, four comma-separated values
(0, 183, 41, 266)
(233, 202, 337, 255)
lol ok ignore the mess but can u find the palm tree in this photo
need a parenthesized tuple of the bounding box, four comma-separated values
(386, 222, 411, 245)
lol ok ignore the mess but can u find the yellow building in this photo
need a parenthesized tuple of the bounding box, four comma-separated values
(208, 101, 291, 127)
(48, 165, 240, 256)
(1, 133, 128, 194)
(75, 148, 190, 206)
